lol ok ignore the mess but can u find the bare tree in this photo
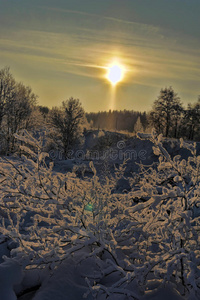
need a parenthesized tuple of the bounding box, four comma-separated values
(149, 87, 183, 137)
(0, 67, 16, 128)
(38, 105, 49, 121)
(0, 67, 37, 153)
(51, 97, 85, 158)
(182, 97, 200, 140)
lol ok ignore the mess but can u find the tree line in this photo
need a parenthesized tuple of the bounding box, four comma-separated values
(0, 67, 199, 156)
(87, 87, 200, 141)
(86, 110, 148, 132)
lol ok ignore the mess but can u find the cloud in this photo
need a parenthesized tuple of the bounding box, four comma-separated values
(44, 6, 99, 18)
(0, 11, 200, 92)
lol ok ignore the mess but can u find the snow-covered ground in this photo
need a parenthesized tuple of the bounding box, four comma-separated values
(0, 130, 200, 299)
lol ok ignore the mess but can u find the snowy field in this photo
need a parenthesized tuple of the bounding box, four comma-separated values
(0, 130, 200, 300)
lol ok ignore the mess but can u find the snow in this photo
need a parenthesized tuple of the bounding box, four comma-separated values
(141, 284, 184, 300)
(0, 130, 200, 299)
(0, 259, 23, 300)
(0, 237, 10, 264)
(32, 257, 95, 300)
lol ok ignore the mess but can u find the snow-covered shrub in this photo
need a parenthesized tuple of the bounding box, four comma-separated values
(94, 132, 125, 152)
(134, 130, 200, 298)
(97, 130, 105, 138)
(0, 129, 199, 299)
(0, 131, 130, 296)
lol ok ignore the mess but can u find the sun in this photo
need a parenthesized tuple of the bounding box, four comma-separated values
(107, 63, 124, 85)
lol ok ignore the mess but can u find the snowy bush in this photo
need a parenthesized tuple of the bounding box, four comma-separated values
(0, 129, 199, 299)
(135, 131, 200, 298)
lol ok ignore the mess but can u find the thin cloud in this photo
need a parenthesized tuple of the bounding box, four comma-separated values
(43, 6, 100, 19)
(63, 61, 107, 70)
(1, 20, 200, 89)
(45, 7, 159, 31)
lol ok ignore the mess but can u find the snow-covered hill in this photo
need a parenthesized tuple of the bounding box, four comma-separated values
(0, 130, 200, 300)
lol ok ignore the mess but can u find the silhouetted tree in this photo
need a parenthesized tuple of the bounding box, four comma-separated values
(150, 87, 183, 137)
(51, 97, 85, 157)
(38, 105, 49, 121)
(0, 67, 37, 153)
(0, 67, 15, 128)
(172, 102, 184, 138)
(4, 82, 37, 152)
(182, 97, 200, 140)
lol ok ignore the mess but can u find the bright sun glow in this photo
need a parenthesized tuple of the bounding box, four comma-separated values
(107, 63, 124, 85)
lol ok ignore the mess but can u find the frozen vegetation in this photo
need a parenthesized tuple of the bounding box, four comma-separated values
(0, 130, 200, 299)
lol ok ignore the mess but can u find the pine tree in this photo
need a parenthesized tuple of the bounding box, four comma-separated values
(134, 115, 144, 133)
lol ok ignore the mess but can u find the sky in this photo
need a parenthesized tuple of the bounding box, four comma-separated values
(0, 0, 200, 112)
